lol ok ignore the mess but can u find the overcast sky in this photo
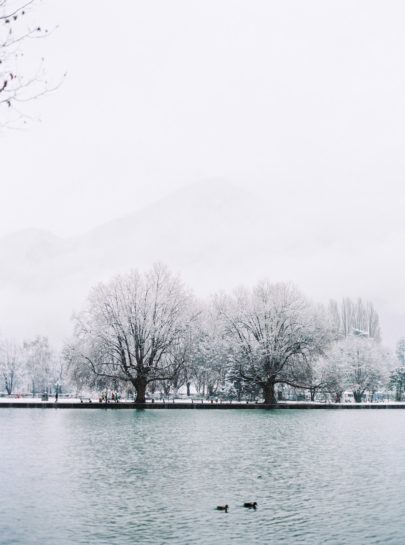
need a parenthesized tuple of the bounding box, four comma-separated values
(1, 0, 404, 237)
(1, 0, 405, 345)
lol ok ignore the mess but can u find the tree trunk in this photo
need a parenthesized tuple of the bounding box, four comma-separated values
(263, 382, 277, 405)
(236, 382, 241, 402)
(133, 377, 148, 403)
(310, 387, 316, 402)
(5, 376, 12, 395)
(186, 382, 191, 396)
(163, 382, 171, 397)
(353, 390, 363, 403)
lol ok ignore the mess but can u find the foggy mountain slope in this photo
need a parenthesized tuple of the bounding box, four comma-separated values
(0, 229, 63, 270)
(0, 181, 272, 279)
(0, 181, 283, 339)
(76, 181, 281, 276)
(0, 180, 403, 344)
(0, 229, 67, 291)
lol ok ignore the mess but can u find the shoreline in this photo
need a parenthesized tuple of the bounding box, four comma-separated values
(1, 401, 405, 409)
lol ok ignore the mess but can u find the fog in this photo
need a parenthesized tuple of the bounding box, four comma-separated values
(1, 0, 404, 346)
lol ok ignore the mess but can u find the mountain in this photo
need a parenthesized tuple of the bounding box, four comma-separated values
(0, 180, 403, 346)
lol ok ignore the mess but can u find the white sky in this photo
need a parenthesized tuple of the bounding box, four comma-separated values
(1, 0, 405, 345)
(1, 0, 405, 238)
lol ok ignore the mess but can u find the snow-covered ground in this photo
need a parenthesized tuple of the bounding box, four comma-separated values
(0, 396, 257, 404)
(1, 396, 405, 405)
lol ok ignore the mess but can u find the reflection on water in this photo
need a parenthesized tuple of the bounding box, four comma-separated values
(0, 409, 404, 545)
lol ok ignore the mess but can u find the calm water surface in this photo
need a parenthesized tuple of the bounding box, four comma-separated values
(0, 409, 404, 545)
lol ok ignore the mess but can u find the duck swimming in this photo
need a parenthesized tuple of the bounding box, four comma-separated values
(243, 502, 257, 509)
(216, 505, 228, 512)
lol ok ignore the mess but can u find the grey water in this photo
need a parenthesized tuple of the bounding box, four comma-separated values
(1, 409, 405, 545)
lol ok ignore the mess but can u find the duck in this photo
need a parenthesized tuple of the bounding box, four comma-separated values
(216, 505, 228, 512)
(243, 502, 257, 509)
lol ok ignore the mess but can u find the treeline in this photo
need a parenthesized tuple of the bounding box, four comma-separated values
(2, 264, 405, 403)
(0, 336, 64, 396)
(63, 264, 399, 403)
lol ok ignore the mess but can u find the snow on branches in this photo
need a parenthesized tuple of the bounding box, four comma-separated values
(0, 0, 57, 125)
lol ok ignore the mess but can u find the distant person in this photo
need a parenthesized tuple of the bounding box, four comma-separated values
(55, 391, 58, 402)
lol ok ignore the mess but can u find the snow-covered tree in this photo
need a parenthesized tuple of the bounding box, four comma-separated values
(327, 336, 388, 402)
(156, 324, 196, 397)
(395, 337, 405, 366)
(223, 363, 261, 401)
(68, 264, 195, 403)
(0, 0, 53, 125)
(302, 355, 333, 401)
(0, 338, 23, 394)
(23, 336, 56, 395)
(328, 298, 381, 342)
(388, 367, 405, 401)
(314, 353, 347, 402)
(0, 335, 63, 395)
(66, 348, 116, 396)
(188, 304, 230, 397)
(216, 282, 330, 404)
(388, 341, 405, 402)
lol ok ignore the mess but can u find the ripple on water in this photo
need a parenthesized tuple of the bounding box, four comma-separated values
(1, 409, 405, 545)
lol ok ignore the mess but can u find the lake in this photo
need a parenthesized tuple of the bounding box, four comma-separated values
(0, 409, 404, 545)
